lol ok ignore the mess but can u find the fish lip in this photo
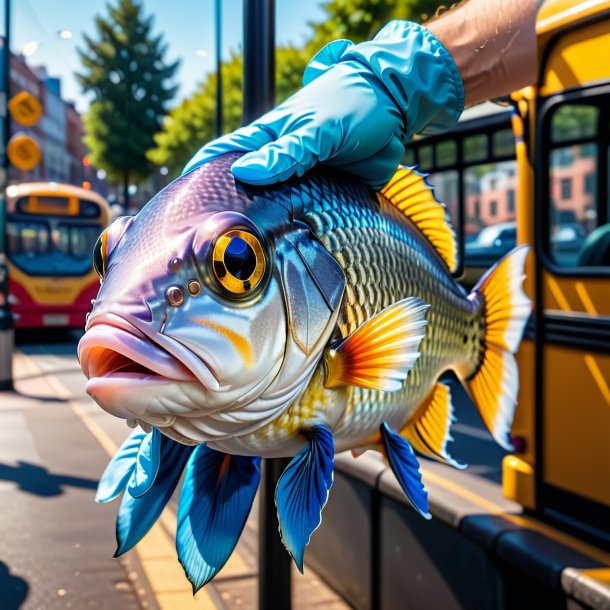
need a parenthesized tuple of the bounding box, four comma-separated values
(79, 314, 220, 391)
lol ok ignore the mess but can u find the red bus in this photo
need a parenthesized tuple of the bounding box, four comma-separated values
(6, 182, 111, 329)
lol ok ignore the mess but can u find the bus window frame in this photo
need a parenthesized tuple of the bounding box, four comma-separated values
(536, 81, 610, 278)
(7, 212, 105, 278)
(406, 107, 515, 276)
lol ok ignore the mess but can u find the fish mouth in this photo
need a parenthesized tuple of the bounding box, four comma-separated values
(78, 314, 220, 391)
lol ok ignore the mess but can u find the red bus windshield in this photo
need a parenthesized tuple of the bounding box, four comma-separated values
(7, 215, 103, 276)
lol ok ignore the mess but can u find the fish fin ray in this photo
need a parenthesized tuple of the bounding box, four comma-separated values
(402, 383, 467, 469)
(464, 246, 532, 450)
(380, 422, 431, 519)
(323, 297, 429, 391)
(379, 166, 458, 273)
(128, 428, 162, 498)
(115, 436, 193, 556)
(275, 425, 334, 572)
(96, 430, 146, 503)
(177, 446, 260, 592)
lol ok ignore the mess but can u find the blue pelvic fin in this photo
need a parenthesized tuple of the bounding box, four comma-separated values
(128, 428, 162, 498)
(401, 383, 467, 470)
(177, 446, 261, 593)
(115, 435, 194, 557)
(324, 297, 429, 391)
(275, 425, 334, 572)
(96, 430, 146, 503)
(380, 422, 431, 520)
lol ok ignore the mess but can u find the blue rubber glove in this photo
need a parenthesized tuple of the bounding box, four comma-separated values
(183, 21, 464, 190)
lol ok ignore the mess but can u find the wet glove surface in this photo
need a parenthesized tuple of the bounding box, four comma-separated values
(183, 21, 464, 190)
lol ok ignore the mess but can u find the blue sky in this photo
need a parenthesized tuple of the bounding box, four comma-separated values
(10, 0, 327, 112)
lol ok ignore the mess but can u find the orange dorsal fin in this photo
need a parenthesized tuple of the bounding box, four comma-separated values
(379, 166, 458, 273)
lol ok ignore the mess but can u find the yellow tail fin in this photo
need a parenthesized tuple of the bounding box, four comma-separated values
(463, 246, 531, 450)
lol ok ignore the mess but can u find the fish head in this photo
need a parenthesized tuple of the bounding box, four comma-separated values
(78, 153, 345, 446)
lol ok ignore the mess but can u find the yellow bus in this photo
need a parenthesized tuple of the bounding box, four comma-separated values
(307, 3, 610, 608)
(6, 182, 111, 329)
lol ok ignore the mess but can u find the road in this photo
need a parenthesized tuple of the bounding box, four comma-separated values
(0, 329, 506, 610)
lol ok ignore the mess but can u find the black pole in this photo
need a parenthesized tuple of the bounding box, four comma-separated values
(243, 0, 274, 124)
(215, 0, 222, 137)
(242, 3, 291, 609)
(0, 0, 13, 391)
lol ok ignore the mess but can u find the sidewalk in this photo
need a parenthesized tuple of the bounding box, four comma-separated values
(0, 343, 350, 610)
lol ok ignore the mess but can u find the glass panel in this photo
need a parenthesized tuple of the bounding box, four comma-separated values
(464, 160, 517, 264)
(418, 145, 433, 171)
(436, 140, 457, 167)
(402, 148, 416, 166)
(551, 104, 598, 143)
(549, 143, 598, 266)
(463, 134, 488, 163)
(7, 216, 102, 275)
(428, 170, 460, 237)
(493, 129, 516, 157)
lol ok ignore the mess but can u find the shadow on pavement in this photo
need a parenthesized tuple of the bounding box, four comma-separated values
(0, 562, 29, 609)
(16, 328, 83, 345)
(0, 461, 98, 497)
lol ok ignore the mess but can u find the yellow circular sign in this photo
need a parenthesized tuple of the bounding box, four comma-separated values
(8, 91, 43, 127)
(7, 134, 42, 171)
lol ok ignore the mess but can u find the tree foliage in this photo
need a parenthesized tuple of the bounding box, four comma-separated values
(77, 0, 179, 185)
(148, 0, 447, 176)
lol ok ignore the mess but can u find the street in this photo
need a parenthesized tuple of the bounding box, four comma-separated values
(0, 330, 362, 610)
(0, 328, 507, 610)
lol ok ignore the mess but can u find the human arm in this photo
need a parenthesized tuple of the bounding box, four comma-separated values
(427, 0, 540, 107)
(183, 1, 540, 188)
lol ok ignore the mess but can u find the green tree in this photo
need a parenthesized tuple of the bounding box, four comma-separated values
(77, 0, 179, 206)
(148, 0, 447, 176)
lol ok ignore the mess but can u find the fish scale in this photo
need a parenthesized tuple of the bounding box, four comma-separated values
(239, 160, 482, 454)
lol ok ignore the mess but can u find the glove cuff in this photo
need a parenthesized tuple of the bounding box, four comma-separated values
(342, 20, 465, 138)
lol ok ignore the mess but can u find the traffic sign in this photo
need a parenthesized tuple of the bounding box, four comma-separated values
(7, 133, 41, 171)
(8, 91, 43, 127)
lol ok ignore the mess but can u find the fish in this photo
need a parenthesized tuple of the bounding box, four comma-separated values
(78, 152, 531, 591)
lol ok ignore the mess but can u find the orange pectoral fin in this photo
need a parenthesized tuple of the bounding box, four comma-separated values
(323, 297, 429, 392)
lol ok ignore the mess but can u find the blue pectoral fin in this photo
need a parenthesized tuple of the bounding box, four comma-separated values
(115, 436, 194, 557)
(128, 428, 162, 498)
(96, 430, 146, 504)
(177, 446, 261, 593)
(380, 422, 431, 520)
(275, 425, 334, 572)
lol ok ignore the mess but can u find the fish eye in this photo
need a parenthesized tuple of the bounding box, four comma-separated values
(212, 229, 265, 296)
(92, 230, 108, 281)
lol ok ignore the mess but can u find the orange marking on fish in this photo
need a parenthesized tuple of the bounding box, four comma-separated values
(217, 454, 231, 485)
(190, 317, 254, 368)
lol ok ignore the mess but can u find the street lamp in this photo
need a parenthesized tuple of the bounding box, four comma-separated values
(21, 29, 72, 58)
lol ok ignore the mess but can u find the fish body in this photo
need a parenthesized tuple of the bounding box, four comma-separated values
(80, 152, 531, 586)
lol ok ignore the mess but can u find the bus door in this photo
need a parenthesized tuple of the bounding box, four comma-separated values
(535, 15, 610, 544)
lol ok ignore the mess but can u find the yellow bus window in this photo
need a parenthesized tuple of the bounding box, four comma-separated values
(545, 100, 609, 268)
(436, 140, 457, 167)
(464, 160, 517, 263)
(551, 105, 598, 143)
(418, 144, 433, 171)
(493, 129, 515, 158)
(402, 148, 415, 166)
(463, 134, 488, 163)
(428, 170, 459, 234)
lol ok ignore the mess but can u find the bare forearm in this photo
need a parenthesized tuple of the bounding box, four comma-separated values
(427, 0, 539, 107)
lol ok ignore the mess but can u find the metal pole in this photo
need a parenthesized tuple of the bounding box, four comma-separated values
(243, 0, 274, 124)
(0, 0, 13, 391)
(242, 3, 291, 609)
(215, 0, 222, 137)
